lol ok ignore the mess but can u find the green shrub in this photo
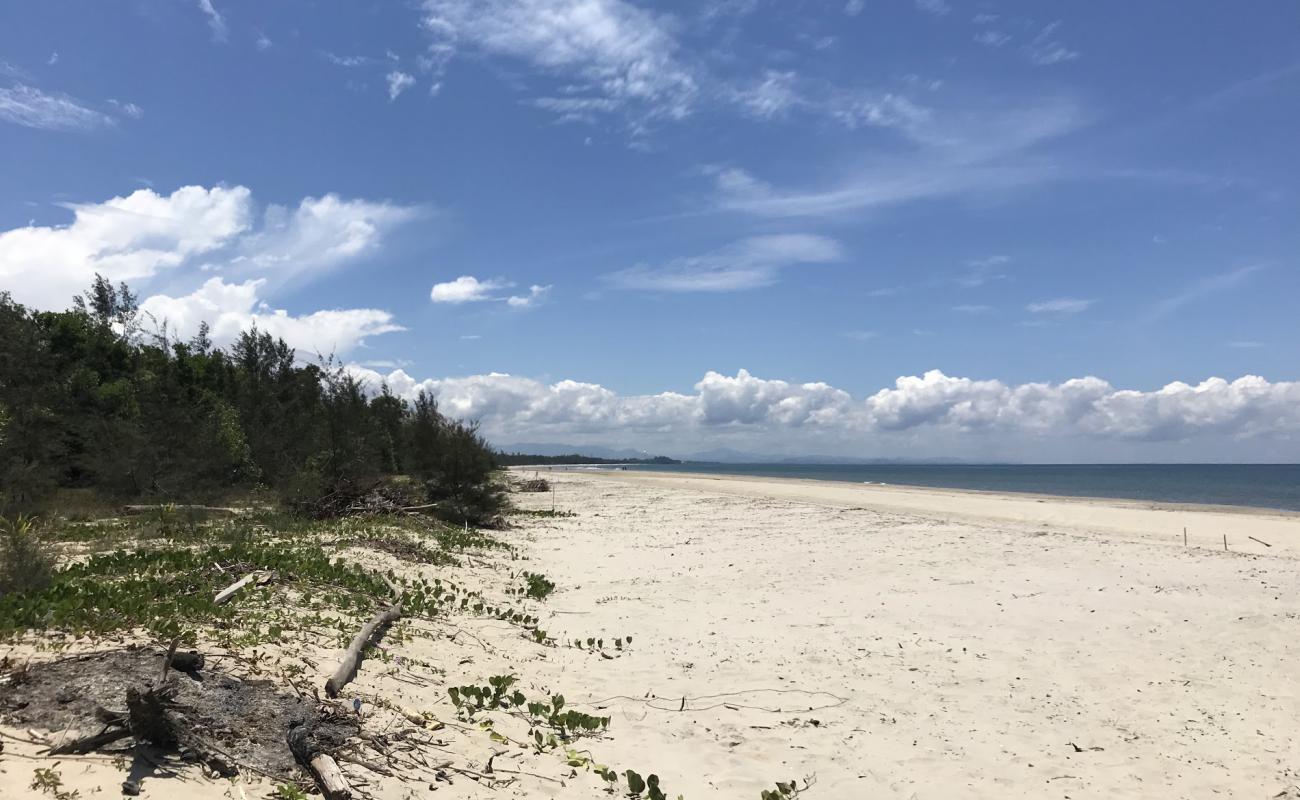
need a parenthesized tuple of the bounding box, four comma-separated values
(0, 515, 56, 597)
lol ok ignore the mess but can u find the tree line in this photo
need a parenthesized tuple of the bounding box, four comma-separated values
(0, 276, 503, 522)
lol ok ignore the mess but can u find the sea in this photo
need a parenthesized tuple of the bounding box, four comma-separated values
(620, 463, 1300, 513)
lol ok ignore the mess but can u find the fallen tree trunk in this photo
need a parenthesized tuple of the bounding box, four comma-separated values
(324, 604, 402, 698)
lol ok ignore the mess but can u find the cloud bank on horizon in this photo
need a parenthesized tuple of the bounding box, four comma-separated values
(1, 0, 1297, 460)
(342, 365, 1300, 461)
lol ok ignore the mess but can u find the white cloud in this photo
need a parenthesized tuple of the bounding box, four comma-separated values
(953, 304, 993, 314)
(340, 366, 1300, 454)
(603, 234, 843, 292)
(108, 99, 144, 119)
(915, 0, 951, 16)
(974, 30, 1011, 48)
(1024, 22, 1079, 65)
(256, 31, 273, 51)
(140, 277, 403, 356)
(844, 0, 865, 16)
(0, 84, 115, 131)
(47, 52, 59, 66)
(731, 70, 802, 120)
(387, 70, 415, 100)
(430, 276, 512, 304)
(507, 284, 552, 308)
(1147, 264, 1263, 322)
(325, 53, 372, 67)
(1027, 297, 1094, 314)
(419, 0, 698, 124)
(0, 185, 420, 312)
(708, 96, 1087, 218)
(197, 0, 228, 42)
(957, 255, 1009, 288)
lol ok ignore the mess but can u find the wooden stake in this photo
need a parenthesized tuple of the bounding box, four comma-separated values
(1223, 533, 1228, 551)
(1248, 535, 1273, 548)
(1183, 527, 1187, 546)
(324, 604, 403, 698)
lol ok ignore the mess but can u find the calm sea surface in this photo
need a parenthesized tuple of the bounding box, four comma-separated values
(621, 463, 1300, 512)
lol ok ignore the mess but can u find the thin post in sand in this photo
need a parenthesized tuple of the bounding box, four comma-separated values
(1223, 533, 1228, 551)
(1183, 527, 1188, 546)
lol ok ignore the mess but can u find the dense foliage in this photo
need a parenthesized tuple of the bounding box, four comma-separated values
(0, 277, 504, 522)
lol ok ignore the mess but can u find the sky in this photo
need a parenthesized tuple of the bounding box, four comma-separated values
(1, 0, 1298, 461)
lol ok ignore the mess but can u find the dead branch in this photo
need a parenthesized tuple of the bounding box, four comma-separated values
(324, 604, 403, 698)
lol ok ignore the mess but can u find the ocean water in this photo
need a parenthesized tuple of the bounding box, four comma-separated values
(623, 463, 1300, 512)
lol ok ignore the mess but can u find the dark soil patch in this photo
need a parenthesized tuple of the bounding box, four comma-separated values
(0, 646, 357, 781)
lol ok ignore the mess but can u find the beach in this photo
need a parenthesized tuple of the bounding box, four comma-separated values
(3, 469, 1298, 799)
(510, 468, 1300, 798)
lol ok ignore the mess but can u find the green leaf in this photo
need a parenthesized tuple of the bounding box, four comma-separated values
(625, 770, 646, 794)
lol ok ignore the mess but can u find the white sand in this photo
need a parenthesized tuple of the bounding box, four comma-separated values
(4, 470, 1298, 799)
(509, 469, 1300, 798)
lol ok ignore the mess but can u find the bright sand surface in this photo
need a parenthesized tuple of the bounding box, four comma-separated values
(4, 468, 1298, 799)
(509, 468, 1300, 798)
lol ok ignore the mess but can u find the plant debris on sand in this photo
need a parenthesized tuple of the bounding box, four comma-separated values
(0, 645, 357, 787)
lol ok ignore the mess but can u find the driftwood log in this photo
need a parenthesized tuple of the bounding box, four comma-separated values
(324, 604, 402, 698)
(288, 719, 353, 800)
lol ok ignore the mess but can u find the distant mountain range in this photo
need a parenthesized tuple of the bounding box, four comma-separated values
(496, 442, 974, 465)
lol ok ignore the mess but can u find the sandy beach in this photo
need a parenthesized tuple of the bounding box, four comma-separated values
(510, 468, 1300, 798)
(4, 470, 1298, 799)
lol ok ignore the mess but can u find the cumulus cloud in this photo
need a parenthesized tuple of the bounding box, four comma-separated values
(0, 184, 421, 312)
(1027, 297, 1094, 314)
(420, 0, 698, 124)
(387, 70, 415, 100)
(0, 84, 115, 131)
(430, 276, 511, 304)
(140, 277, 403, 356)
(603, 234, 843, 292)
(339, 366, 1300, 454)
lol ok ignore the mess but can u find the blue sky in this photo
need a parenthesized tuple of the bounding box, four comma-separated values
(2, 1, 1298, 460)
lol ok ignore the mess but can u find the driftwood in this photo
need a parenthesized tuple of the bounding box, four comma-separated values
(288, 719, 353, 800)
(324, 604, 403, 698)
(214, 571, 269, 605)
(122, 504, 242, 516)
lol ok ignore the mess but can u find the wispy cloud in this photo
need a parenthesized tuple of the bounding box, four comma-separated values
(507, 284, 552, 308)
(953, 304, 994, 314)
(1227, 340, 1263, 349)
(196, 0, 228, 43)
(915, 0, 951, 17)
(707, 96, 1087, 218)
(255, 31, 273, 51)
(974, 30, 1012, 48)
(1024, 21, 1078, 65)
(0, 84, 114, 131)
(843, 329, 877, 341)
(324, 53, 373, 67)
(604, 234, 843, 292)
(420, 0, 698, 127)
(1147, 264, 1264, 322)
(957, 255, 1010, 288)
(1027, 297, 1094, 314)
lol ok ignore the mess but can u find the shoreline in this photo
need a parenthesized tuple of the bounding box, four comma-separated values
(515, 463, 1300, 518)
